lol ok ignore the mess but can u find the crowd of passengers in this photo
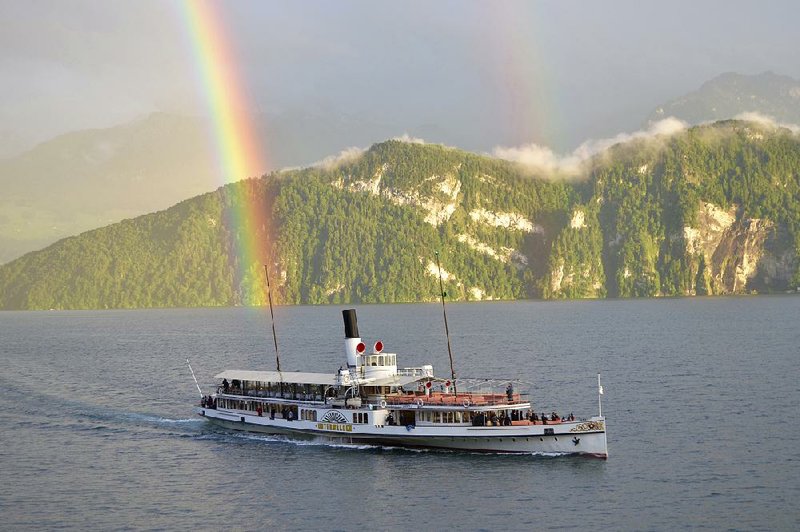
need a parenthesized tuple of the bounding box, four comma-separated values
(471, 410, 575, 426)
(201, 395, 217, 409)
(387, 410, 576, 426)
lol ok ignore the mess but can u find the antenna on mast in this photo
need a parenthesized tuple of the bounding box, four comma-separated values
(435, 250, 457, 395)
(264, 264, 281, 372)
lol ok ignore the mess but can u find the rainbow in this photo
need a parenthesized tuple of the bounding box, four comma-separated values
(487, 4, 564, 149)
(177, 0, 271, 305)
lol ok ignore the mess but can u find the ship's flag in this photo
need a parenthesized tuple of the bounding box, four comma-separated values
(599, 385, 604, 395)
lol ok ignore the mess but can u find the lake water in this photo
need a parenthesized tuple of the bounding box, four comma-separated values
(1, 297, 799, 530)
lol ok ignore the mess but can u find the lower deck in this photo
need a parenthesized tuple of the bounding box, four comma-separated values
(197, 402, 608, 458)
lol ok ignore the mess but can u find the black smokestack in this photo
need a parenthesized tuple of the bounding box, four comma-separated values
(342, 309, 359, 339)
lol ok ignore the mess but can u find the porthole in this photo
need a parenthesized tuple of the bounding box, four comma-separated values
(540, 437, 543, 441)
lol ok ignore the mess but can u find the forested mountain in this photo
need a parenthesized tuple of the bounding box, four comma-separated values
(1, 120, 799, 310)
(8, 71, 798, 268)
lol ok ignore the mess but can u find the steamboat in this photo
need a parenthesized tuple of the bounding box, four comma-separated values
(194, 308, 608, 458)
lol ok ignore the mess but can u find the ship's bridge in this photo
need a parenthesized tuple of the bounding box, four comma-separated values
(358, 352, 397, 380)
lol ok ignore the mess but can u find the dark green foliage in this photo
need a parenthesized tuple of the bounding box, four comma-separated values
(544, 203, 606, 299)
(595, 122, 800, 296)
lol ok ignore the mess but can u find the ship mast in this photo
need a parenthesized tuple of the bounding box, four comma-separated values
(264, 264, 282, 373)
(435, 251, 457, 395)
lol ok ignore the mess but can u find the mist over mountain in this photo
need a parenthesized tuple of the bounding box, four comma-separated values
(648, 72, 800, 126)
(1, 119, 798, 310)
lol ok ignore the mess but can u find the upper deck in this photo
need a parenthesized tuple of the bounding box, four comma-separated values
(210, 369, 530, 411)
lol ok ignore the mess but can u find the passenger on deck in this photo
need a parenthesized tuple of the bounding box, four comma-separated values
(568, 412, 575, 421)
(551, 411, 560, 422)
(502, 413, 512, 426)
(222, 379, 229, 393)
(256, 405, 263, 417)
(387, 413, 395, 426)
(541, 413, 548, 424)
(506, 383, 514, 401)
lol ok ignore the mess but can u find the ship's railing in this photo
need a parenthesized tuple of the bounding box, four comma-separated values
(397, 367, 434, 378)
(381, 390, 530, 408)
(379, 377, 531, 408)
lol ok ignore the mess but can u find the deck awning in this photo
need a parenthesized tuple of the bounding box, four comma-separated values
(214, 370, 339, 386)
(213, 370, 423, 388)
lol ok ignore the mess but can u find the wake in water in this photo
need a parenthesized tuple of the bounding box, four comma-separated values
(124, 412, 203, 426)
(192, 428, 386, 451)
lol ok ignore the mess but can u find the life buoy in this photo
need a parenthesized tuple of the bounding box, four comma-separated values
(379, 400, 387, 409)
(416, 399, 424, 407)
(462, 399, 471, 407)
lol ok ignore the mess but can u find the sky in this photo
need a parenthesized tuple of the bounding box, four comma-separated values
(1, 0, 799, 161)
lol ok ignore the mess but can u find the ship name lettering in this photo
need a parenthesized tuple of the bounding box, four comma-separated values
(316, 422, 353, 432)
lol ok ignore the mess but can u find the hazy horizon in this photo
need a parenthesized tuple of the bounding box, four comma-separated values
(2, 0, 799, 162)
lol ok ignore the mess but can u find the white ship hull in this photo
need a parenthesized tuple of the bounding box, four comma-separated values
(199, 407, 608, 458)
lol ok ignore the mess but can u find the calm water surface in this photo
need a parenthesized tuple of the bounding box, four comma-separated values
(1, 298, 799, 530)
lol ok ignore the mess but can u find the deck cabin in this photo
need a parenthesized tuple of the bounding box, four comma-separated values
(203, 360, 542, 430)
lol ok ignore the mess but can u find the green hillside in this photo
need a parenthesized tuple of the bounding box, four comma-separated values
(1, 120, 799, 310)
